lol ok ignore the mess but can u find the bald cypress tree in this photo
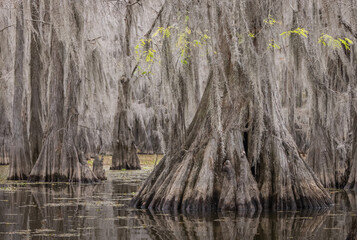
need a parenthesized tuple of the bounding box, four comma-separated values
(132, 0, 335, 212)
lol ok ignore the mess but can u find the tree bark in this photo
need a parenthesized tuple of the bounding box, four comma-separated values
(131, 0, 332, 213)
(93, 155, 106, 180)
(132, 67, 331, 212)
(302, 0, 356, 190)
(28, 1, 98, 182)
(345, 113, 357, 190)
(110, 1, 141, 170)
(0, 3, 14, 166)
(111, 78, 141, 170)
(8, 2, 32, 180)
(0, 135, 10, 165)
(29, 0, 44, 166)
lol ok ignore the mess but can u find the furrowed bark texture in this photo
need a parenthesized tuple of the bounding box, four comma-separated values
(109, 0, 169, 169)
(1, 0, 355, 208)
(93, 155, 106, 180)
(8, 2, 32, 180)
(110, 2, 141, 170)
(28, 1, 98, 182)
(3, 0, 139, 182)
(111, 108, 141, 170)
(29, 0, 43, 166)
(0, 2, 15, 165)
(132, 0, 333, 212)
(303, 0, 357, 189)
(345, 113, 357, 190)
(4, 0, 172, 178)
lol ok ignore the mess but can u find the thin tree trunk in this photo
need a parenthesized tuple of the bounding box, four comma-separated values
(111, 78, 141, 170)
(111, 1, 140, 170)
(29, 0, 43, 166)
(93, 155, 106, 180)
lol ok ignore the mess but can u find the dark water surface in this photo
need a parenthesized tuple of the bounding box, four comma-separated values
(0, 165, 357, 240)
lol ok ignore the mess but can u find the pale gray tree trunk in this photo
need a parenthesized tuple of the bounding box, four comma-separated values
(0, 2, 15, 165)
(345, 112, 357, 190)
(28, 1, 98, 182)
(111, 77, 141, 170)
(305, 0, 357, 189)
(8, 2, 32, 180)
(132, 0, 332, 212)
(93, 155, 106, 180)
(111, 2, 140, 170)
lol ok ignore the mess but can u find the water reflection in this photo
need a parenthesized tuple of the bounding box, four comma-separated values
(0, 169, 357, 240)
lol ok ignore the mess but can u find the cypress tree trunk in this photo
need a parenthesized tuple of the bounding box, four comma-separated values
(0, 90, 11, 165)
(132, 69, 331, 212)
(345, 113, 357, 190)
(132, 0, 332, 212)
(4, 0, 130, 182)
(0, 2, 14, 166)
(305, 0, 357, 189)
(306, 89, 336, 188)
(28, 1, 98, 182)
(111, 2, 140, 170)
(93, 155, 106, 180)
(8, 2, 32, 180)
(29, 0, 43, 166)
(111, 77, 141, 170)
(0, 135, 10, 165)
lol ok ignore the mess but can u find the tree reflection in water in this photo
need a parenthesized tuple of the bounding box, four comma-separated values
(0, 180, 356, 240)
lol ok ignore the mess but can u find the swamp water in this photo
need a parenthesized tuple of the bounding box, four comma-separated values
(0, 165, 357, 240)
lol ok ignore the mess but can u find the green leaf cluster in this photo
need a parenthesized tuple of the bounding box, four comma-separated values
(134, 39, 155, 75)
(134, 22, 211, 75)
(264, 15, 277, 25)
(248, 32, 256, 38)
(318, 34, 353, 50)
(153, 26, 174, 38)
(280, 28, 309, 38)
(267, 40, 280, 50)
(135, 40, 156, 61)
(176, 28, 210, 64)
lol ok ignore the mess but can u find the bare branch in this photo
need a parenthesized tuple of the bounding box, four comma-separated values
(0, 24, 14, 33)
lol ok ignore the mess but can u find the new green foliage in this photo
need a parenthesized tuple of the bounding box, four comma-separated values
(264, 15, 277, 25)
(318, 34, 353, 50)
(280, 28, 309, 38)
(134, 22, 210, 75)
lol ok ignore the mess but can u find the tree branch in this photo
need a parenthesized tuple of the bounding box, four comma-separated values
(0, 24, 14, 33)
(339, 16, 357, 39)
(144, 2, 165, 38)
(25, 19, 52, 25)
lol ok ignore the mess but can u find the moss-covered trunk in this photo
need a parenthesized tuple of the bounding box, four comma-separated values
(110, 2, 141, 170)
(8, 2, 32, 180)
(28, 1, 98, 182)
(345, 113, 357, 190)
(131, 0, 332, 213)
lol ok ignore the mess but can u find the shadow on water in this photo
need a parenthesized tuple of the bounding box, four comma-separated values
(0, 167, 357, 240)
